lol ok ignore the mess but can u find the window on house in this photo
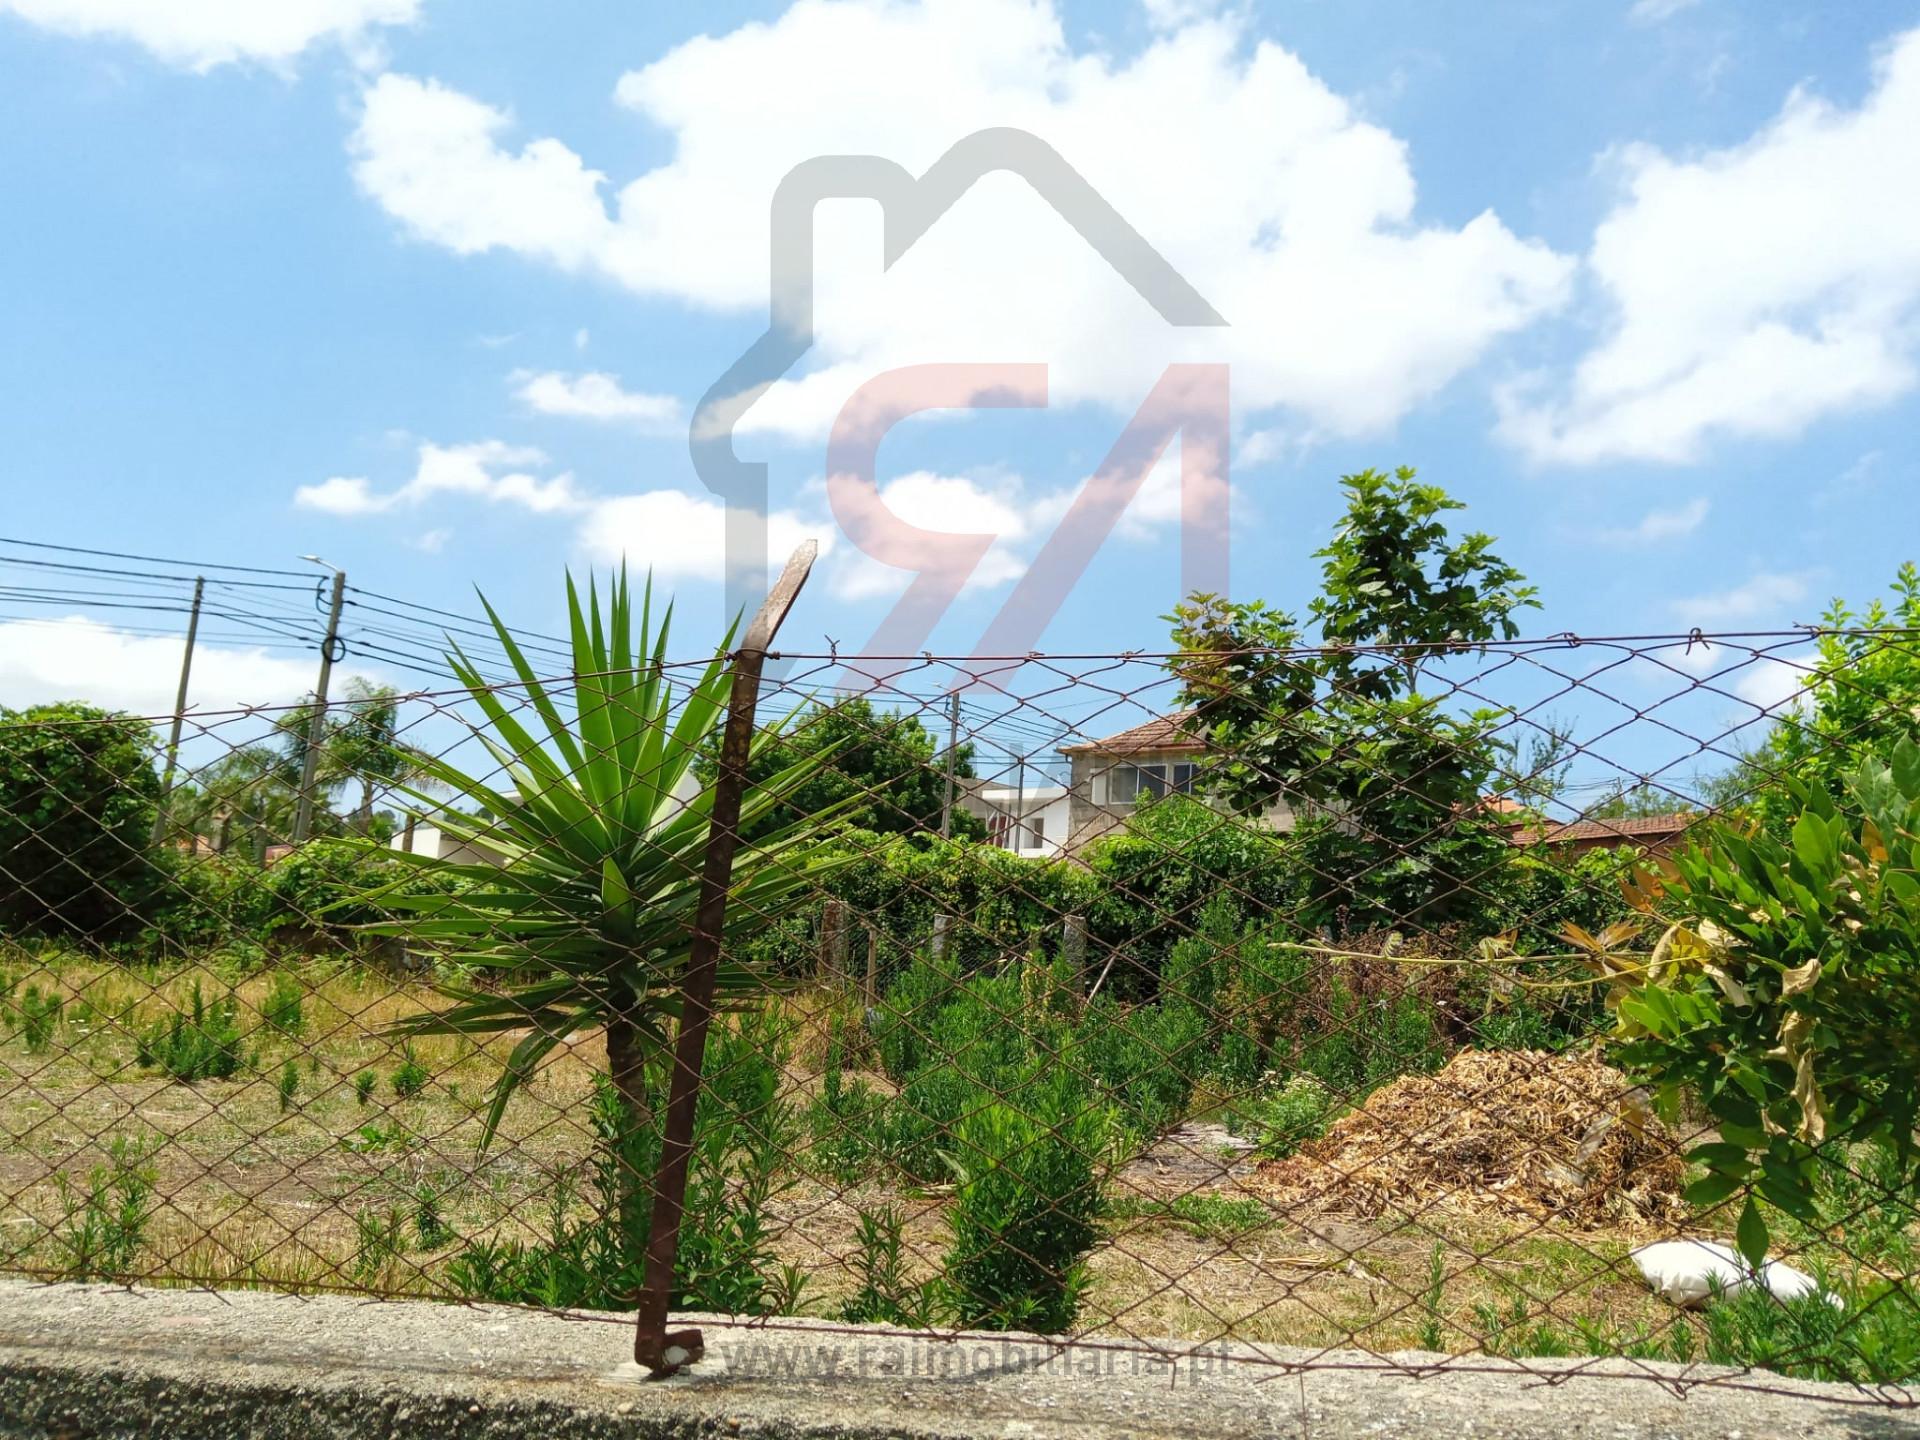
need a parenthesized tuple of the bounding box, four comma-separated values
(1169, 762, 1198, 795)
(1030, 817, 1045, 846)
(1106, 762, 1173, 804)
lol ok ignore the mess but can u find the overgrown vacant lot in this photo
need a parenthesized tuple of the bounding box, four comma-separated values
(0, 946, 1773, 1359)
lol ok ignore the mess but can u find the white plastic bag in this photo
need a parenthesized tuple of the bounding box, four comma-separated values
(1630, 1239, 1833, 1309)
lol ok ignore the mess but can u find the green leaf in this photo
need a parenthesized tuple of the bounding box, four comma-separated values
(1734, 1195, 1769, 1268)
(1682, 1171, 1745, 1208)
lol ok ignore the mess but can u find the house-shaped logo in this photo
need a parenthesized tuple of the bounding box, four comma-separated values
(690, 127, 1230, 660)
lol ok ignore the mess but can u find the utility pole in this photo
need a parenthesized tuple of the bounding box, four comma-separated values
(1012, 748, 1026, 854)
(940, 688, 961, 839)
(292, 568, 347, 845)
(150, 576, 205, 847)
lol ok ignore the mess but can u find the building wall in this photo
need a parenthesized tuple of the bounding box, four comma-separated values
(1063, 749, 1295, 854)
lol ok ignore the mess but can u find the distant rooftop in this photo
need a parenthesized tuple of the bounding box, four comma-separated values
(1059, 711, 1203, 756)
(1502, 811, 1701, 847)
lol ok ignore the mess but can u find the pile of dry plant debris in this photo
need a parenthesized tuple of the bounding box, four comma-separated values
(1255, 1048, 1691, 1228)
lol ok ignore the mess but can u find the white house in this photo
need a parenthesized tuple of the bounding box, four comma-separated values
(391, 770, 704, 864)
(961, 781, 1072, 860)
(1058, 712, 1295, 854)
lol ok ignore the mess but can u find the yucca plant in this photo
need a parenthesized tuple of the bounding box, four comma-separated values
(342, 569, 851, 1152)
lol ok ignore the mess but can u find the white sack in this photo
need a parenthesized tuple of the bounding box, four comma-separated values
(1630, 1239, 1833, 1309)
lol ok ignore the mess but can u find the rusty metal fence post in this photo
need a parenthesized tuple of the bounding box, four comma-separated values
(631, 541, 817, 1376)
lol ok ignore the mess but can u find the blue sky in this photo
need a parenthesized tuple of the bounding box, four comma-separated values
(2, 0, 1918, 779)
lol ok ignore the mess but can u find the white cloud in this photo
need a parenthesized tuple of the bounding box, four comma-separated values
(1816, 448, 1884, 507)
(1501, 27, 1920, 464)
(828, 469, 1057, 599)
(1141, 0, 1224, 30)
(820, 448, 1228, 601)
(296, 440, 586, 516)
(1732, 651, 1816, 714)
(0, 615, 374, 717)
(1596, 496, 1709, 544)
(0, 0, 418, 70)
(578, 490, 832, 582)
(1237, 428, 1290, 467)
(349, 3, 1570, 442)
(1671, 570, 1812, 624)
(513, 370, 680, 429)
(1628, 0, 1701, 23)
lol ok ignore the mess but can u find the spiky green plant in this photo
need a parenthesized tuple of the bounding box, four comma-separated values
(343, 569, 850, 1147)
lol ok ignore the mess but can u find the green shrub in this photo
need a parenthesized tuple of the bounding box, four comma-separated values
(135, 982, 242, 1082)
(51, 1136, 155, 1281)
(1700, 1275, 1920, 1385)
(1615, 741, 1920, 1262)
(744, 832, 1096, 982)
(261, 970, 306, 1037)
(390, 1045, 429, 1100)
(144, 853, 270, 955)
(807, 1020, 887, 1185)
(1080, 795, 1292, 994)
(1470, 998, 1559, 1052)
(445, 1009, 802, 1316)
(350, 1206, 409, 1286)
(1074, 998, 1207, 1141)
(0, 703, 161, 940)
(1241, 1075, 1335, 1159)
(1161, 895, 1241, 1020)
(839, 1204, 934, 1327)
(1295, 980, 1443, 1100)
(277, 1058, 299, 1113)
(941, 1070, 1108, 1333)
(880, 1064, 982, 1185)
(873, 950, 962, 1083)
(16, 984, 62, 1055)
(256, 841, 420, 951)
(413, 1182, 453, 1250)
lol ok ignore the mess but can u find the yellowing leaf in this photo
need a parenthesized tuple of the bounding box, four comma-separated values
(1781, 957, 1823, 998)
(1701, 963, 1752, 1008)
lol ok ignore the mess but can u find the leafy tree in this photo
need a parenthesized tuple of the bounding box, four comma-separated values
(271, 679, 433, 838)
(325, 679, 438, 835)
(169, 745, 295, 855)
(1502, 715, 1577, 809)
(0, 702, 161, 937)
(1307, 466, 1538, 701)
(700, 695, 984, 842)
(1611, 741, 1920, 1265)
(1165, 466, 1537, 930)
(1753, 562, 1920, 830)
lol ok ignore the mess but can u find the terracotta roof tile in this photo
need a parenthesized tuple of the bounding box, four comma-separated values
(1503, 812, 1701, 847)
(1059, 711, 1206, 755)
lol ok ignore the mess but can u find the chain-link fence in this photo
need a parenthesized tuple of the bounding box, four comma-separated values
(2, 588, 1918, 1404)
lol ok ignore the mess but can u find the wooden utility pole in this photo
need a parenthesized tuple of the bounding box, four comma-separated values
(150, 576, 205, 847)
(940, 688, 961, 839)
(292, 568, 346, 845)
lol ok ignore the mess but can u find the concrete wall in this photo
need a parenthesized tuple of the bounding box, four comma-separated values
(0, 1282, 1905, 1440)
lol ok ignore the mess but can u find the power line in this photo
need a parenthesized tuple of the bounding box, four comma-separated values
(0, 534, 311, 578)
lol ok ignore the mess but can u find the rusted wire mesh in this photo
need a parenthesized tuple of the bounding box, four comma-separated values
(2, 606, 1917, 1405)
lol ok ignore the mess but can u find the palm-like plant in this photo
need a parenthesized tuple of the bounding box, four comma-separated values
(348, 570, 850, 1144)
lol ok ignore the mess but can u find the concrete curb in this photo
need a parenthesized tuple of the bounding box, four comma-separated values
(0, 1282, 1916, 1438)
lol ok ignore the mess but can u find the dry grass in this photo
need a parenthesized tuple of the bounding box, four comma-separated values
(0, 951, 1702, 1353)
